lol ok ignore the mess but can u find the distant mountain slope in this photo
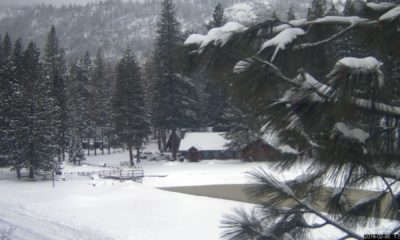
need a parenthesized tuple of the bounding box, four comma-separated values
(0, 0, 312, 62)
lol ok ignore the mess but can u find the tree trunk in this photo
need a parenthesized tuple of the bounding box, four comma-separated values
(16, 168, 21, 179)
(161, 128, 167, 151)
(101, 127, 104, 155)
(171, 129, 177, 161)
(62, 131, 65, 161)
(87, 137, 90, 156)
(29, 167, 34, 179)
(129, 145, 134, 167)
(94, 131, 97, 156)
(157, 128, 162, 151)
(136, 147, 141, 164)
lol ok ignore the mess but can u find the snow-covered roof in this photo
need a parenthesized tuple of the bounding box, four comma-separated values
(178, 132, 230, 151)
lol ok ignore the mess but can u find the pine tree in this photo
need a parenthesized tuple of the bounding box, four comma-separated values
(307, 0, 327, 20)
(21, 42, 59, 178)
(114, 48, 150, 166)
(186, 3, 400, 238)
(326, 3, 339, 16)
(102, 62, 117, 154)
(82, 51, 93, 155)
(44, 25, 67, 162)
(343, 0, 356, 16)
(68, 53, 92, 157)
(152, 0, 200, 159)
(206, 2, 227, 30)
(7, 39, 25, 178)
(287, 6, 296, 21)
(91, 49, 106, 155)
(271, 10, 280, 21)
(0, 34, 13, 168)
(67, 60, 86, 165)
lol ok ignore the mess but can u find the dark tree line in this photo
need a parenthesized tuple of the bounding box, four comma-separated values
(0, 0, 238, 175)
(0, 34, 60, 179)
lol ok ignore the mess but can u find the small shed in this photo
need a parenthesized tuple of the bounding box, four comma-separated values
(241, 132, 299, 162)
(241, 139, 282, 161)
(178, 132, 240, 161)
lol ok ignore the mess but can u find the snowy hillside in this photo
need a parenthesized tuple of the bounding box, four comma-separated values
(0, 0, 312, 62)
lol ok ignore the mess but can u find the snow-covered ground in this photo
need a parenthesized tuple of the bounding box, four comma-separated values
(0, 140, 397, 239)
(0, 140, 260, 240)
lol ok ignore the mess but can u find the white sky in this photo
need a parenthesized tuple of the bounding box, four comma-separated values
(0, 0, 144, 7)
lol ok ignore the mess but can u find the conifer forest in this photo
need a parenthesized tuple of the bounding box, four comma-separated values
(1, 0, 400, 239)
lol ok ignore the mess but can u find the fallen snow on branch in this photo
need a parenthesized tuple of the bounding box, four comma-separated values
(273, 18, 307, 33)
(350, 193, 382, 212)
(260, 28, 306, 62)
(379, 6, 400, 21)
(184, 34, 206, 46)
(337, 56, 383, 70)
(233, 58, 254, 74)
(337, 57, 384, 86)
(311, 16, 368, 25)
(188, 22, 246, 53)
(354, 98, 400, 117)
(298, 72, 333, 96)
(367, 2, 396, 11)
(262, 131, 299, 154)
(333, 122, 370, 143)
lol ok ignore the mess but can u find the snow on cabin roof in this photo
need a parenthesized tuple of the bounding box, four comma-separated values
(178, 132, 230, 152)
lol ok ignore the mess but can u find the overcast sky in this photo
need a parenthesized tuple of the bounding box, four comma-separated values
(0, 0, 145, 7)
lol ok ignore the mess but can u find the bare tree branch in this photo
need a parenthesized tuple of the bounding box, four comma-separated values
(292, 24, 355, 50)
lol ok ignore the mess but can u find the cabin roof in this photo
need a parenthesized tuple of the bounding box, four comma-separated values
(178, 132, 230, 151)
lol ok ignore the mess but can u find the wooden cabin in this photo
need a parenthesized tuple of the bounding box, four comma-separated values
(178, 132, 240, 162)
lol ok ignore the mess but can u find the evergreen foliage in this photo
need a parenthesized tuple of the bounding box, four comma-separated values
(0, 34, 13, 168)
(21, 42, 60, 178)
(271, 10, 280, 21)
(152, 0, 200, 158)
(114, 48, 150, 166)
(287, 6, 296, 21)
(186, 2, 400, 239)
(307, 0, 327, 20)
(206, 3, 227, 29)
(44, 25, 67, 162)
